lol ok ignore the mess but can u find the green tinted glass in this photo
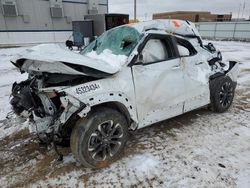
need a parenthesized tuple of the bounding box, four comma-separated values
(81, 26, 142, 56)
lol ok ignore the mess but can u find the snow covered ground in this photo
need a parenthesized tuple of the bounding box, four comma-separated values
(0, 41, 249, 187)
(0, 47, 28, 138)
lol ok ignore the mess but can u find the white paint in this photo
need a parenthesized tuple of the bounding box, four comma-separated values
(64, 67, 138, 123)
(12, 44, 124, 74)
(132, 58, 185, 127)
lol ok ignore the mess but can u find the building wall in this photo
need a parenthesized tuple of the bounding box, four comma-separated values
(153, 11, 232, 23)
(0, 0, 108, 46)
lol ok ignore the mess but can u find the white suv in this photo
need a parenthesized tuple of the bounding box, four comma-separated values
(10, 20, 239, 168)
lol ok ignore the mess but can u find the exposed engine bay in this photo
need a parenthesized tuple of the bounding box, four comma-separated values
(10, 73, 99, 144)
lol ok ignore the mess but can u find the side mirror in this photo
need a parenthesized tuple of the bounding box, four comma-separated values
(178, 45, 190, 57)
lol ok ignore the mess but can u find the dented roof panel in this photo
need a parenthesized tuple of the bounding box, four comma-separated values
(128, 19, 201, 37)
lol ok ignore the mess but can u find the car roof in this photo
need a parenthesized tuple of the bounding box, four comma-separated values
(125, 19, 201, 38)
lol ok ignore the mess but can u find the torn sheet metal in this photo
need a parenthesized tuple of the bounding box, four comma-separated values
(11, 44, 125, 75)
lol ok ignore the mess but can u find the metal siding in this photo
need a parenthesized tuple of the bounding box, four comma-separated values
(0, 0, 108, 31)
(98, 0, 108, 4)
(199, 24, 216, 31)
(33, 0, 53, 30)
(215, 31, 234, 38)
(0, 6, 6, 30)
(196, 21, 250, 40)
(97, 5, 107, 15)
(235, 23, 250, 31)
(234, 31, 250, 39)
(199, 31, 213, 37)
(84, 14, 105, 36)
(0, 0, 108, 45)
(216, 23, 234, 31)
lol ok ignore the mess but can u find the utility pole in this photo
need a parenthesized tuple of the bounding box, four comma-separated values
(241, 1, 246, 19)
(237, 3, 241, 21)
(134, 0, 137, 21)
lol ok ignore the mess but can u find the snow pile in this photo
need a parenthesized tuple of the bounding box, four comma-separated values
(0, 118, 28, 139)
(39, 171, 85, 188)
(83, 153, 162, 187)
(0, 47, 28, 121)
(126, 153, 160, 178)
(237, 170, 250, 188)
(85, 49, 128, 70)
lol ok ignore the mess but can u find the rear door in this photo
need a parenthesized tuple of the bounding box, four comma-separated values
(174, 37, 210, 113)
(132, 34, 186, 128)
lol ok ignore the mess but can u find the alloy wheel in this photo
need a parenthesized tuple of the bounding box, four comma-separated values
(219, 81, 233, 108)
(88, 120, 124, 161)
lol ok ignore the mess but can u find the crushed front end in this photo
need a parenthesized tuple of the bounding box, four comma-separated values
(8, 44, 119, 147)
(10, 74, 84, 145)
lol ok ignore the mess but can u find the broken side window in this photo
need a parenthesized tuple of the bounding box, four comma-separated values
(142, 39, 168, 64)
(140, 35, 177, 64)
(81, 26, 143, 56)
(175, 37, 197, 57)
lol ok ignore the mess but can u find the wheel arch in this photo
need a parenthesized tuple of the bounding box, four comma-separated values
(60, 90, 138, 137)
(91, 101, 134, 127)
(209, 72, 225, 81)
(61, 100, 136, 135)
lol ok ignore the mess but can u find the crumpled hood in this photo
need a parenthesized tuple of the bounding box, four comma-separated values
(11, 44, 125, 76)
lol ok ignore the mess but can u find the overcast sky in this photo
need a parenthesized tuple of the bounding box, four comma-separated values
(109, 0, 250, 20)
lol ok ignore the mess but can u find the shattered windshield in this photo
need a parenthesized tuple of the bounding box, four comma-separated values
(81, 26, 142, 56)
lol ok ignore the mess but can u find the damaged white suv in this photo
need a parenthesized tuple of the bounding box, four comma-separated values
(10, 20, 239, 168)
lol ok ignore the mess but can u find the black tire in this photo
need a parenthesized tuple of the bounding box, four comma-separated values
(70, 107, 128, 168)
(209, 76, 236, 113)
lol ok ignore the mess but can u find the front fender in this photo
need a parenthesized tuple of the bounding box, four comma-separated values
(226, 61, 239, 82)
(69, 91, 137, 124)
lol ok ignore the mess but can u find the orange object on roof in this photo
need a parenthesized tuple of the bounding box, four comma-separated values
(172, 20, 180, 28)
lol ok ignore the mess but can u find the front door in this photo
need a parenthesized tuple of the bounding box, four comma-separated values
(132, 34, 186, 128)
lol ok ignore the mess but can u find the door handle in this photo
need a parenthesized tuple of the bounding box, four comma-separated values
(195, 62, 204, 65)
(172, 65, 180, 69)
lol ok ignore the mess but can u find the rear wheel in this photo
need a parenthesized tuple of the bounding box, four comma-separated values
(209, 76, 235, 112)
(70, 107, 128, 168)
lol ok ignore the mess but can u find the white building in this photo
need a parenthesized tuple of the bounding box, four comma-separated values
(0, 0, 108, 46)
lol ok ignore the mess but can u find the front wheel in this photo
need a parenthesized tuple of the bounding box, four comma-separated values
(70, 107, 128, 168)
(209, 76, 236, 113)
